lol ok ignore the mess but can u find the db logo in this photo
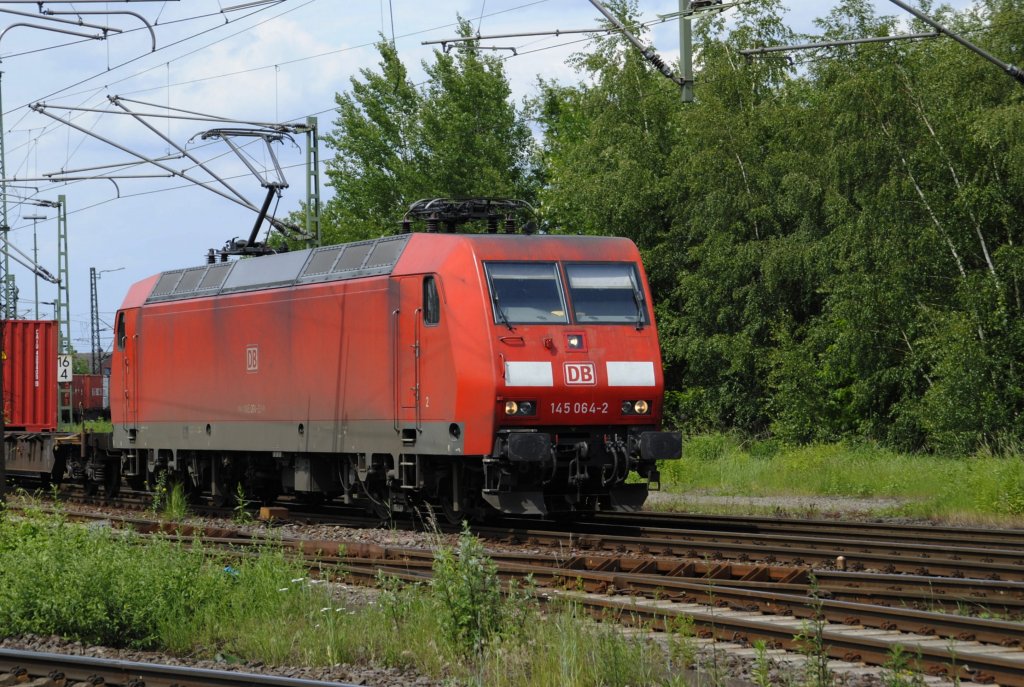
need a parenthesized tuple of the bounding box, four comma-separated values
(564, 362, 596, 385)
(246, 345, 259, 373)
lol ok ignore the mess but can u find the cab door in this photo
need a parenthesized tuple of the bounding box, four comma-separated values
(114, 309, 139, 434)
(394, 277, 422, 444)
(393, 275, 442, 443)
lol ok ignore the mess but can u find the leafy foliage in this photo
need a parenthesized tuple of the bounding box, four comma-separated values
(430, 524, 509, 654)
(535, 0, 1024, 452)
(317, 28, 535, 244)
(0, 507, 307, 650)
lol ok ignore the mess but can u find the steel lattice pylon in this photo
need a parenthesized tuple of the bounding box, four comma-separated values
(54, 195, 70, 427)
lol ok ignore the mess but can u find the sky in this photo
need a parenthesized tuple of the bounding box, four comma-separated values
(0, 0, 977, 356)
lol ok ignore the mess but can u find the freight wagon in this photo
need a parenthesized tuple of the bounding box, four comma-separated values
(72, 373, 109, 423)
(2, 319, 74, 485)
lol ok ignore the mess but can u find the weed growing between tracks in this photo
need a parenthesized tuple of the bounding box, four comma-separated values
(793, 575, 834, 687)
(657, 433, 1024, 523)
(0, 506, 724, 686)
(880, 645, 927, 687)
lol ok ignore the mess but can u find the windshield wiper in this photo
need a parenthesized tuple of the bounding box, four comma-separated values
(493, 293, 515, 331)
(631, 286, 646, 331)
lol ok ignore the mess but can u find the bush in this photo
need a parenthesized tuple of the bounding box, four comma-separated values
(431, 524, 508, 655)
(0, 507, 314, 652)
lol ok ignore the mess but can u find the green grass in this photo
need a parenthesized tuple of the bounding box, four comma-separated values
(77, 419, 114, 433)
(656, 433, 1024, 523)
(0, 506, 701, 686)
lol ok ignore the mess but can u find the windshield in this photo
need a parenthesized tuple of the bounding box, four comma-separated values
(485, 262, 568, 324)
(565, 263, 647, 324)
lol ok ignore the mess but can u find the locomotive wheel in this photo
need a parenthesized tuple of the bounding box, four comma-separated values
(212, 481, 239, 509)
(440, 497, 464, 526)
(84, 458, 121, 500)
(104, 467, 122, 501)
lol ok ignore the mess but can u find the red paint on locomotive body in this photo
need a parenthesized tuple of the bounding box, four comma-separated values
(110, 232, 680, 516)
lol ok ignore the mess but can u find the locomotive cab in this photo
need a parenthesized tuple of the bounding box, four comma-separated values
(474, 251, 681, 515)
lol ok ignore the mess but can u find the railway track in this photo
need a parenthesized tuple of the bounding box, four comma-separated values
(595, 510, 1024, 551)
(48, 491, 1024, 584)
(15, 499, 1024, 684)
(482, 520, 1024, 582)
(330, 543, 1024, 685)
(78, 513, 1024, 685)
(0, 648, 357, 687)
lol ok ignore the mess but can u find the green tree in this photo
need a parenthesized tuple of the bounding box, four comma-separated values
(320, 39, 424, 243)
(533, 0, 678, 247)
(317, 27, 536, 243)
(419, 22, 536, 202)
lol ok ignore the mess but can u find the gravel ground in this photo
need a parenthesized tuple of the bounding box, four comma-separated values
(0, 633, 440, 686)
(646, 490, 917, 518)
(4, 495, 984, 687)
(0, 630, 981, 687)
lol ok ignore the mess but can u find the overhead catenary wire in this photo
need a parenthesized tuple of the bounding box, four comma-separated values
(3, 0, 303, 116)
(0, 0, 313, 228)
(0, 1, 282, 61)
(20, 1, 1002, 240)
(0, 0, 566, 206)
(0, 0, 293, 165)
(80, 0, 553, 103)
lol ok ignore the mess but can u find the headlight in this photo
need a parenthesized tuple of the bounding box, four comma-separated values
(621, 400, 652, 415)
(504, 400, 536, 416)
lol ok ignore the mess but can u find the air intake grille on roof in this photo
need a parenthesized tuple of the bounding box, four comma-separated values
(145, 234, 412, 304)
(302, 247, 343, 276)
(172, 268, 205, 294)
(366, 238, 406, 267)
(198, 263, 231, 290)
(334, 243, 373, 271)
(151, 272, 182, 297)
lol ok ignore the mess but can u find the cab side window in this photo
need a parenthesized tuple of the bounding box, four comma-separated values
(423, 276, 440, 325)
(116, 312, 126, 351)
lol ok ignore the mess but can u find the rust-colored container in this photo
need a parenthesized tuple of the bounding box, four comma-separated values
(72, 373, 107, 420)
(3, 319, 58, 432)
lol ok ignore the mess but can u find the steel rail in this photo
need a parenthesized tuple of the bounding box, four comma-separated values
(480, 524, 1024, 581)
(0, 648, 359, 687)
(331, 553, 1023, 647)
(593, 511, 1024, 550)
(80, 518, 1024, 617)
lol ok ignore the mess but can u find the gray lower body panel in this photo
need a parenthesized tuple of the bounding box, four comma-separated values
(112, 419, 463, 457)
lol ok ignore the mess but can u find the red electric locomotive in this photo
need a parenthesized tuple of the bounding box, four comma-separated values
(109, 218, 680, 517)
